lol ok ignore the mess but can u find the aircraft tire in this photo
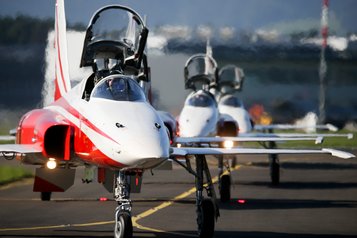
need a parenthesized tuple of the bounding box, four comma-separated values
(197, 199, 215, 238)
(220, 174, 231, 203)
(270, 160, 280, 186)
(114, 211, 133, 238)
(41, 192, 52, 201)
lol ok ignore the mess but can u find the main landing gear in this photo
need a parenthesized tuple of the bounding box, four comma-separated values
(269, 154, 280, 186)
(114, 171, 133, 238)
(113, 156, 219, 238)
(267, 140, 280, 186)
(195, 155, 219, 238)
(173, 154, 219, 238)
(218, 156, 232, 203)
(41, 192, 52, 201)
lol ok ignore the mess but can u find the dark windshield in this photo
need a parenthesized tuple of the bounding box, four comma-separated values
(219, 95, 243, 108)
(91, 75, 146, 102)
(186, 92, 216, 107)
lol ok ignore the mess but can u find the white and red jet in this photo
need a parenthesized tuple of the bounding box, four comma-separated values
(175, 44, 354, 202)
(0, 1, 355, 238)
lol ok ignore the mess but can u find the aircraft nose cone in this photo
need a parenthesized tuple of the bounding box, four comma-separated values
(126, 136, 169, 158)
(179, 107, 218, 137)
(117, 130, 170, 168)
(180, 120, 208, 137)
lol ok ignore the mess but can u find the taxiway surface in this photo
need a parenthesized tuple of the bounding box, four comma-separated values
(1, 153, 357, 238)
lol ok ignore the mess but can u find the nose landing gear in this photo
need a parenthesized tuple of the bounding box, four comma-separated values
(114, 171, 133, 238)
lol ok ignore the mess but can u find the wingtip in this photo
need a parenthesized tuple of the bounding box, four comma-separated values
(315, 136, 324, 144)
(322, 148, 356, 159)
(326, 123, 338, 132)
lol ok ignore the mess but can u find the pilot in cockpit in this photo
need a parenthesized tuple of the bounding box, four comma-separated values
(107, 77, 128, 101)
(83, 58, 124, 101)
(93, 58, 123, 85)
(91, 75, 145, 102)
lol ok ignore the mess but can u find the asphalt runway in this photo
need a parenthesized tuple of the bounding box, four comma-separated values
(1, 153, 357, 238)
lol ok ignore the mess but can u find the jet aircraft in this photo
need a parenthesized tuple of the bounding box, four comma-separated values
(214, 64, 353, 185)
(176, 44, 354, 200)
(0, 2, 355, 238)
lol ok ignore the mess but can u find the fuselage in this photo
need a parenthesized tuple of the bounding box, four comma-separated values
(178, 90, 219, 137)
(218, 94, 253, 133)
(17, 75, 170, 169)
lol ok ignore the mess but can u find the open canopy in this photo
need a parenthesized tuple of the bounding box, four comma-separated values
(184, 54, 217, 90)
(80, 5, 148, 71)
(217, 65, 245, 94)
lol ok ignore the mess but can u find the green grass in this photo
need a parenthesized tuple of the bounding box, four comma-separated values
(245, 130, 357, 149)
(276, 130, 357, 149)
(0, 166, 33, 186)
(0, 140, 15, 145)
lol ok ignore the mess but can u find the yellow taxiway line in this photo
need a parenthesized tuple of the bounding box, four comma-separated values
(0, 165, 241, 235)
(131, 164, 241, 235)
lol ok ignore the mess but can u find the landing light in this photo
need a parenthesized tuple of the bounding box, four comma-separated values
(223, 140, 234, 149)
(177, 143, 182, 148)
(46, 158, 57, 169)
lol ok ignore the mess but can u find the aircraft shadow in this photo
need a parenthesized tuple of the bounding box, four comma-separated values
(214, 231, 357, 238)
(236, 181, 357, 189)
(219, 198, 357, 210)
(0, 235, 113, 238)
(249, 161, 357, 170)
(3, 230, 355, 238)
(141, 230, 357, 238)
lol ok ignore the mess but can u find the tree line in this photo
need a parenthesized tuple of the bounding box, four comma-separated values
(0, 15, 85, 45)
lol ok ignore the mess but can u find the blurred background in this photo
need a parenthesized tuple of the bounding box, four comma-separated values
(0, 0, 357, 131)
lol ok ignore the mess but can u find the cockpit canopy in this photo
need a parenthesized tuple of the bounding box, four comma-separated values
(219, 95, 243, 108)
(185, 91, 216, 107)
(91, 75, 146, 102)
(217, 65, 245, 94)
(80, 5, 148, 71)
(184, 54, 217, 90)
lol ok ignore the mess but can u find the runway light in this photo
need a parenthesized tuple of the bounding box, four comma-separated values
(46, 158, 57, 169)
(237, 199, 246, 204)
(223, 140, 234, 149)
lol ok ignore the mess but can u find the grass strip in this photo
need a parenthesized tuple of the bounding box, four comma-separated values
(0, 166, 33, 186)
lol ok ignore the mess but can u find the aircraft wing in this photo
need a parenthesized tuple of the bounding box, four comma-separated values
(0, 128, 17, 141)
(240, 132, 353, 139)
(0, 136, 15, 141)
(255, 124, 338, 132)
(170, 147, 355, 159)
(0, 144, 42, 160)
(175, 136, 324, 145)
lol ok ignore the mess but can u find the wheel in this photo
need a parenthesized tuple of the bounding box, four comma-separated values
(114, 211, 133, 238)
(219, 174, 231, 203)
(270, 157, 280, 186)
(41, 192, 52, 201)
(197, 199, 215, 238)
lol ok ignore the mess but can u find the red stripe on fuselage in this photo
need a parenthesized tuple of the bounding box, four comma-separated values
(54, 98, 120, 146)
(51, 98, 126, 168)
